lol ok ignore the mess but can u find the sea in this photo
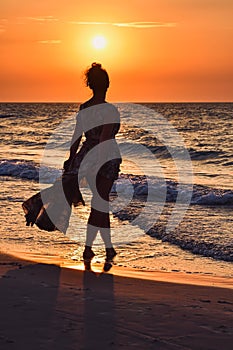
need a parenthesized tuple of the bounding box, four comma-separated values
(0, 102, 232, 277)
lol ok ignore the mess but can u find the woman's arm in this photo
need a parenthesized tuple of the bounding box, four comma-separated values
(69, 129, 82, 159)
(63, 120, 82, 171)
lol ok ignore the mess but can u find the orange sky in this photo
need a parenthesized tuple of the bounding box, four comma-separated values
(1, 0, 233, 102)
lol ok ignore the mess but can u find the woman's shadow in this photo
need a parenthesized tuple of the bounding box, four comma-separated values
(83, 270, 116, 349)
(0, 254, 116, 350)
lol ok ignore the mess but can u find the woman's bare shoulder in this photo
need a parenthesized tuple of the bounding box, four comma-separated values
(79, 101, 90, 110)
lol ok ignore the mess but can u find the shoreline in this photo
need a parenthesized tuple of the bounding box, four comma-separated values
(1, 250, 233, 289)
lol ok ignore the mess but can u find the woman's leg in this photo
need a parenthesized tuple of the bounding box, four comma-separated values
(84, 173, 116, 271)
(87, 173, 114, 247)
(85, 224, 98, 247)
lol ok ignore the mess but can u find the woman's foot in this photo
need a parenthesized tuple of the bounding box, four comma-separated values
(103, 247, 117, 272)
(83, 246, 95, 271)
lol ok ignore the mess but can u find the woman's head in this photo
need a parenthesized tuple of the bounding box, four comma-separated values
(85, 63, 109, 92)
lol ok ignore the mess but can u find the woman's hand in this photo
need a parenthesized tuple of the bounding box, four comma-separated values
(63, 158, 73, 172)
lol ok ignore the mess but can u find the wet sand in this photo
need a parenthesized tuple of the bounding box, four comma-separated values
(0, 252, 232, 350)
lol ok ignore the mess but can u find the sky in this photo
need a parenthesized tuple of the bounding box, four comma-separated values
(0, 0, 233, 102)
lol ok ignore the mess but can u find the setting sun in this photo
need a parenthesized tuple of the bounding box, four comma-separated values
(92, 35, 107, 50)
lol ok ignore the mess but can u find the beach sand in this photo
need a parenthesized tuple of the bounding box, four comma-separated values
(0, 252, 232, 350)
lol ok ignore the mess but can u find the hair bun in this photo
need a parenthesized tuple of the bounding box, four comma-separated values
(85, 62, 109, 90)
(92, 62, 102, 68)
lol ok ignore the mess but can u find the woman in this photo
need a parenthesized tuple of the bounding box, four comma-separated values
(64, 63, 121, 271)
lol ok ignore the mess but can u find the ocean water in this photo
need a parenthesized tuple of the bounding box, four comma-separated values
(0, 102, 232, 276)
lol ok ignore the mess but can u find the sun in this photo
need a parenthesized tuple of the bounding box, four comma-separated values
(92, 35, 107, 50)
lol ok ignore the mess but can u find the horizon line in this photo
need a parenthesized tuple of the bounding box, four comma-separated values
(0, 100, 232, 104)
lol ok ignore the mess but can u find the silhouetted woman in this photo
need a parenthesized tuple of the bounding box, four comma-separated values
(64, 63, 121, 271)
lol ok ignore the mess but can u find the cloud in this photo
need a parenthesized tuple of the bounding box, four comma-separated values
(70, 21, 110, 25)
(37, 40, 61, 44)
(23, 16, 59, 22)
(113, 22, 176, 28)
(70, 21, 176, 28)
(0, 19, 8, 33)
